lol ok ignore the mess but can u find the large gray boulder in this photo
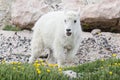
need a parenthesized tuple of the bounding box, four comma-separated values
(81, 0, 120, 32)
(11, 0, 102, 29)
(10, 0, 120, 32)
(0, 0, 12, 29)
(11, 0, 62, 29)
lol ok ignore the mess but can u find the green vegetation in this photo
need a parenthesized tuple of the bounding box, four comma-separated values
(66, 58, 120, 80)
(3, 25, 21, 31)
(0, 57, 120, 80)
(0, 60, 68, 80)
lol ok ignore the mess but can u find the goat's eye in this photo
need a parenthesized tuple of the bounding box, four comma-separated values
(64, 20, 66, 23)
(74, 20, 77, 23)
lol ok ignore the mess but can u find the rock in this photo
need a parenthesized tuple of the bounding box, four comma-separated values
(11, 0, 120, 32)
(0, 0, 12, 29)
(62, 0, 85, 10)
(119, 20, 120, 26)
(85, 0, 103, 4)
(62, 0, 103, 7)
(81, 0, 120, 32)
(63, 70, 77, 78)
(11, 0, 103, 29)
(11, 0, 62, 29)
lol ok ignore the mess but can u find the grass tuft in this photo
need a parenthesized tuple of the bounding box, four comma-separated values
(3, 25, 21, 31)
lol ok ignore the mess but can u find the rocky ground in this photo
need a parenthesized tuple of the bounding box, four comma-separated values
(77, 32, 120, 64)
(0, 30, 32, 63)
(0, 30, 120, 64)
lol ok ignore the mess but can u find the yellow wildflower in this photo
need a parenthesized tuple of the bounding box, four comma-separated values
(48, 64, 58, 67)
(114, 63, 117, 66)
(34, 63, 41, 68)
(100, 67, 103, 69)
(40, 59, 43, 63)
(58, 68, 62, 72)
(112, 54, 117, 57)
(10, 62, 14, 64)
(48, 64, 54, 67)
(48, 64, 52, 67)
(35, 60, 39, 63)
(13, 67, 16, 70)
(10, 62, 17, 64)
(101, 58, 104, 62)
(17, 62, 21, 65)
(41, 62, 45, 66)
(36, 68, 41, 74)
(109, 71, 112, 75)
(47, 69, 50, 73)
(54, 64, 58, 67)
(2, 60, 6, 64)
(33, 63, 37, 66)
(36, 63, 40, 67)
(36, 68, 39, 71)
(118, 63, 120, 66)
(37, 70, 41, 74)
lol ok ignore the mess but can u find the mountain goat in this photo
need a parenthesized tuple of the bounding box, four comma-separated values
(29, 10, 82, 67)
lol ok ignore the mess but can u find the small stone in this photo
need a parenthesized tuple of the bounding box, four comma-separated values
(63, 70, 77, 78)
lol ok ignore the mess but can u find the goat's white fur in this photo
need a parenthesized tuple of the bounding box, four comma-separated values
(29, 10, 82, 67)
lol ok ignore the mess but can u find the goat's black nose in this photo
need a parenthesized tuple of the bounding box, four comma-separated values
(66, 29, 71, 32)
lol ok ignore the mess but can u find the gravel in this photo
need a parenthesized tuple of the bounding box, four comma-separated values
(0, 30, 120, 64)
(0, 30, 32, 63)
(77, 32, 120, 64)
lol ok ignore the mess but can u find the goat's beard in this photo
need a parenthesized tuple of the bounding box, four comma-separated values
(66, 32, 72, 36)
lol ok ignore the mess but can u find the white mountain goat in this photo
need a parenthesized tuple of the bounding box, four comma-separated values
(29, 10, 82, 67)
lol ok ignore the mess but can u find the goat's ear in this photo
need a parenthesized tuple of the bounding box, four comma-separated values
(64, 10, 67, 15)
(64, 8, 68, 15)
(77, 8, 80, 16)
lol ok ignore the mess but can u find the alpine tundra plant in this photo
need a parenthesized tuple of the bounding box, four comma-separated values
(0, 54, 120, 80)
